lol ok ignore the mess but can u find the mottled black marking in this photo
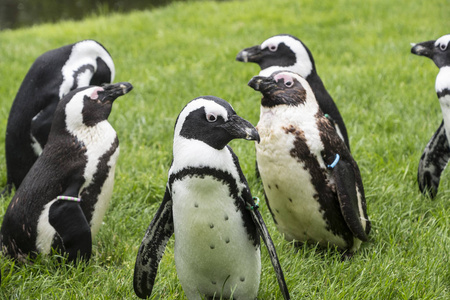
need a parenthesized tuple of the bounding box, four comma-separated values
(417, 120, 450, 198)
(316, 113, 371, 240)
(259, 76, 307, 108)
(282, 121, 355, 247)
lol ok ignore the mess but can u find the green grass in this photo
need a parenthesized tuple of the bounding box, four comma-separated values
(1, 0, 449, 298)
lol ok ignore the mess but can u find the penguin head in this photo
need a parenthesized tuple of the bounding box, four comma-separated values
(411, 34, 450, 68)
(57, 82, 133, 131)
(174, 96, 260, 150)
(248, 70, 317, 108)
(236, 34, 316, 78)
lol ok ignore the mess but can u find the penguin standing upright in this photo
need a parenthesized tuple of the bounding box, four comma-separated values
(134, 96, 290, 300)
(2, 40, 115, 194)
(236, 34, 350, 150)
(0, 82, 132, 262)
(411, 34, 450, 198)
(248, 71, 370, 254)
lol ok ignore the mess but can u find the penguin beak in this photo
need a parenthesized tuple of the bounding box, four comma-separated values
(248, 76, 277, 94)
(411, 40, 435, 59)
(221, 114, 260, 143)
(98, 82, 133, 103)
(236, 45, 262, 63)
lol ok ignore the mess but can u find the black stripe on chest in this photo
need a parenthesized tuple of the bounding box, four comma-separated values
(169, 166, 259, 247)
(437, 88, 450, 99)
(80, 136, 119, 222)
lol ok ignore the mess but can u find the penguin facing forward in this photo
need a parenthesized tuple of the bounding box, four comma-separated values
(2, 40, 115, 195)
(1, 82, 132, 262)
(411, 34, 450, 198)
(236, 34, 350, 150)
(134, 96, 290, 300)
(248, 71, 370, 254)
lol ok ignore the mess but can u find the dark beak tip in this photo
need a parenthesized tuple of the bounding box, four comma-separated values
(236, 52, 244, 62)
(247, 77, 260, 91)
(119, 82, 133, 94)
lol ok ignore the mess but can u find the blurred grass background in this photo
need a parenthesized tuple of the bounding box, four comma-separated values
(0, 0, 449, 298)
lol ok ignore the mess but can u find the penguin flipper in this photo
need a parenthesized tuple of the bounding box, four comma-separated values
(417, 121, 450, 198)
(134, 187, 174, 299)
(331, 158, 369, 242)
(49, 197, 92, 261)
(244, 193, 290, 300)
(49, 178, 91, 261)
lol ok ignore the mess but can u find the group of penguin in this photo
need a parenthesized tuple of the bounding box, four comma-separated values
(0, 32, 448, 299)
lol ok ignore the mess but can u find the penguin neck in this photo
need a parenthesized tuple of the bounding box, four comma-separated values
(170, 137, 236, 176)
(436, 66, 450, 98)
(260, 94, 320, 119)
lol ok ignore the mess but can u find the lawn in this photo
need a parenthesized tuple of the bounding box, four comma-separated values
(0, 0, 449, 299)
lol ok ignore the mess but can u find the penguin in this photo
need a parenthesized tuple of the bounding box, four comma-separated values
(247, 71, 370, 254)
(236, 34, 350, 150)
(411, 34, 450, 198)
(134, 96, 290, 300)
(2, 40, 115, 195)
(0, 82, 132, 262)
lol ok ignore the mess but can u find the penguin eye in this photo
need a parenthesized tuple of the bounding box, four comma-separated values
(284, 80, 294, 88)
(440, 43, 448, 51)
(206, 113, 217, 122)
(268, 44, 278, 52)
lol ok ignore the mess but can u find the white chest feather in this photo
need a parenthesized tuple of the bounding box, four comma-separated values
(256, 105, 347, 248)
(439, 95, 450, 143)
(437, 67, 450, 142)
(172, 176, 260, 300)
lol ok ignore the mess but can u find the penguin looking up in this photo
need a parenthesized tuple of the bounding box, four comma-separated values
(0, 82, 132, 262)
(134, 96, 290, 300)
(236, 34, 350, 150)
(411, 34, 450, 198)
(248, 71, 370, 255)
(2, 40, 115, 195)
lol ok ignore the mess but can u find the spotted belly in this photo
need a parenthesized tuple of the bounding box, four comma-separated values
(172, 175, 260, 300)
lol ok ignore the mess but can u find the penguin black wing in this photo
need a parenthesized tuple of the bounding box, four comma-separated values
(417, 120, 450, 198)
(134, 186, 174, 299)
(330, 156, 369, 242)
(238, 173, 290, 299)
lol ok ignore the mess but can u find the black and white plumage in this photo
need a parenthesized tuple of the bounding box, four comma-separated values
(0, 82, 132, 262)
(134, 96, 290, 300)
(2, 40, 115, 195)
(248, 71, 370, 254)
(411, 34, 450, 198)
(236, 34, 350, 150)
